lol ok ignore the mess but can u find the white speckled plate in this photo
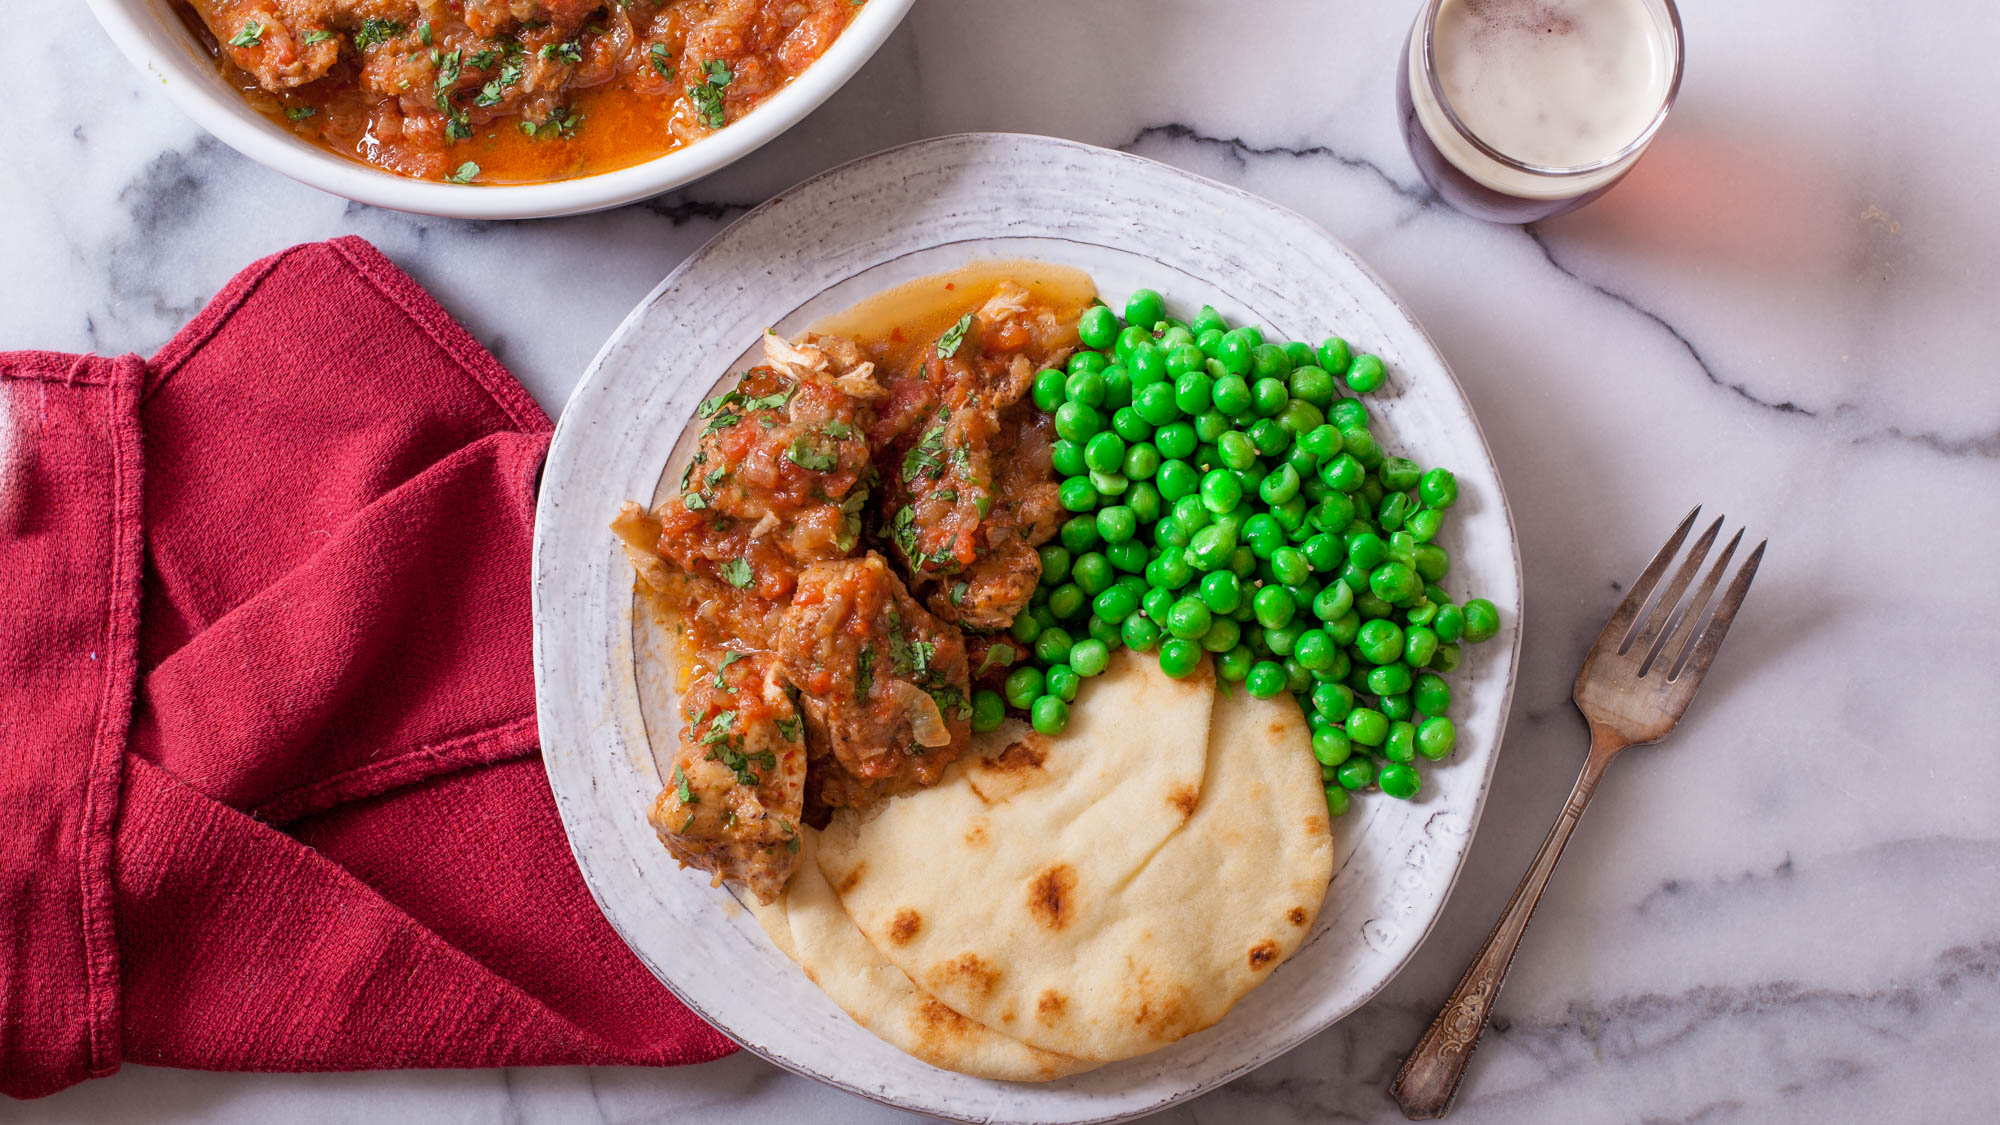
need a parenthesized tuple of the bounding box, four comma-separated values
(532, 133, 1522, 1124)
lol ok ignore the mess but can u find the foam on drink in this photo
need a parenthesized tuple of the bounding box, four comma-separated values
(1407, 0, 1676, 199)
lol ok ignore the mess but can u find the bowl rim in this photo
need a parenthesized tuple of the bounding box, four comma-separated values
(82, 0, 916, 220)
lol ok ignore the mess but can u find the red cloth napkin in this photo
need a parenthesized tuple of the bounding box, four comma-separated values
(0, 237, 735, 1100)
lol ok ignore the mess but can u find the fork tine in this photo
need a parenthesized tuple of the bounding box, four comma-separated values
(1641, 527, 1741, 677)
(1623, 515, 1724, 655)
(1597, 506, 1700, 650)
(1668, 538, 1766, 684)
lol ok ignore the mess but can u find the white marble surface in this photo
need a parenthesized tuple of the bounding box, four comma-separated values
(7, 1, 1998, 1122)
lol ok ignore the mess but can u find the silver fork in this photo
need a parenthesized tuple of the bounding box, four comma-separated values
(1389, 506, 1766, 1119)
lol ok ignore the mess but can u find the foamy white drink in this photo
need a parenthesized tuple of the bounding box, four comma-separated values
(1408, 0, 1677, 199)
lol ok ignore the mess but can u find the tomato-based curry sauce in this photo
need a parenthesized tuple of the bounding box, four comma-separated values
(175, 0, 861, 184)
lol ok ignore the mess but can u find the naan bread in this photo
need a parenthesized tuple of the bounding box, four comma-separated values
(819, 664, 1332, 1062)
(746, 833, 1095, 1082)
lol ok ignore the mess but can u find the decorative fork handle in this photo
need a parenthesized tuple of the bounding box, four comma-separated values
(1390, 726, 1626, 1118)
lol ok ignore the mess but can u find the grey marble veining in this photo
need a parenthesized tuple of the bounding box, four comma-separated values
(7, 1, 2000, 1122)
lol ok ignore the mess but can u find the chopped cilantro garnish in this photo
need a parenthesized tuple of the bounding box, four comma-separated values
(836, 489, 868, 553)
(936, 313, 974, 358)
(787, 436, 838, 472)
(673, 763, 697, 805)
(714, 651, 745, 690)
(891, 505, 919, 559)
(354, 18, 405, 50)
(856, 647, 875, 696)
(444, 161, 480, 184)
(519, 106, 582, 139)
(302, 29, 336, 45)
(950, 582, 969, 606)
(540, 40, 583, 65)
(719, 559, 753, 588)
(285, 105, 316, 122)
(824, 420, 856, 440)
(469, 48, 499, 69)
(974, 644, 1015, 677)
(902, 422, 948, 481)
(776, 716, 802, 742)
(683, 492, 707, 511)
(228, 22, 262, 47)
(686, 59, 732, 129)
(418, 21, 432, 46)
(648, 42, 676, 80)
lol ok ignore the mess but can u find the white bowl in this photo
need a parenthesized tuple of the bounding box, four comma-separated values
(83, 0, 915, 219)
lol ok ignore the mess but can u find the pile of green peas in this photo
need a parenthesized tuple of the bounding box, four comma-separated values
(988, 288, 1501, 816)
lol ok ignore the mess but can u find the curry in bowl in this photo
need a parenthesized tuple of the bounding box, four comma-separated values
(174, 0, 862, 184)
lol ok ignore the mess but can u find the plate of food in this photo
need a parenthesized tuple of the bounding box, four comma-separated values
(532, 132, 1523, 1122)
(85, 0, 914, 216)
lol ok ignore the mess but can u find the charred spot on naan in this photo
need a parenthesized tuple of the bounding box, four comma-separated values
(1119, 965, 1200, 1043)
(889, 908, 923, 944)
(1288, 907, 1309, 926)
(1247, 940, 1280, 971)
(963, 816, 991, 847)
(1026, 863, 1079, 930)
(966, 734, 1054, 803)
(1167, 782, 1199, 819)
(1035, 989, 1067, 1025)
(834, 861, 866, 894)
(930, 952, 1001, 997)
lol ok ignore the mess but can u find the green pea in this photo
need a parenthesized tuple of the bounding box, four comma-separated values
(1312, 681, 1355, 721)
(1287, 362, 1336, 406)
(1200, 470, 1243, 514)
(1174, 371, 1214, 415)
(1413, 673, 1450, 716)
(1368, 662, 1414, 696)
(1325, 784, 1352, 817)
(1134, 382, 1181, 427)
(1280, 657, 1311, 693)
(1415, 466, 1457, 509)
(1405, 599, 1438, 627)
(1077, 305, 1119, 349)
(1108, 407, 1149, 445)
(1217, 643, 1255, 681)
(1316, 336, 1352, 374)
(1215, 330, 1254, 375)
(1341, 427, 1382, 469)
(1115, 324, 1152, 363)
(1164, 343, 1206, 379)
(1058, 477, 1099, 513)
(1250, 585, 1295, 630)
(1238, 378, 1278, 418)
(1194, 410, 1231, 442)
(1035, 627, 1074, 665)
(1128, 345, 1167, 388)
(1244, 420, 1285, 459)
(1230, 545, 1259, 579)
(1201, 615, 1242, 653)
(1199, 570, 1244, 614)
(1184, 524, 1233, 573)
(1346, 353, 1386, 393)
(1345, 707, 1389, 745)
(1124, 288, 1165, 330)
(1217, 430, 1258, 469)
(1054, 401, 1104, 441)
(1032, 367, 1068, 412)
(1069, 349, 1109, 376)
(1381, 720, 1416, 763)
(1347, 531, 1389, 570)
(1379, 691, 1414, 720)
(1406, 508, 1445, 543)
(1378, 491, 1409, 531)
(1259, 464, 1302, 506)
(1081, 432, 1124, 475)
(1319, 453, 1365, 492)
(1462, 598, 1500, 642)
(1328, 610, 1361, 645)
(1205, 372, 1249, 418)
(1277, 400, 1325, 439)
(1166, 596, 1213, 640)
(1356, 618, 1404, 664)
(1010, 611, 1042, 646)
(1047, 582, 1086, 621)
(1196, 327, 1226, 357)
(1102, 368, 1133, 411)
(1262, 618, 1303, 656)
(1031, 694, 1071, 735)
(1158, 638, 1203, 679)
(1128, 485, 1163, 528)
(1299, 532, 1341, 572)
(1094, 505, 1135, 545)
(970, 689, 1006, 733)
(1154, 422, 1198, 461)
(1313, 579, 1355, 623)
(1191, 304, 1227, 335)
(1174, 493, 1212, 529)
(1028, 542, 1066, 584)
(1294, 628, 1337, 671)
(1370, 561, 1423, 604)
(1072, 552, 1113, 596)
(1066, 639, 1109, 678)
(1335, 756, 1375, 791)
(1328, 397, 1368, 429)
(1250, 343, 1292, 381)
(1093, 584, 1139, 623)
(1434, 642, 1463, 673)
(1312, 493, 1357, 534)
(1003, 667, 1043, 709)
(1141, 585, 1175, 624)
(1404, 624, 1440, 668)
(1377, 760, 1419, 799)
(1411, 545, 1448, 584)
(1045, 664, 1081, 703)
(1236, 463, 1267, 498)
(1417, 717, 1456, 760)
(1156, 459, 1200, 501)
(1245, 660, 1287, 698)
(1374, 457, 1417, 492)
(1155, 516, 1190, 548)
(1122, 613, 1162, 652)
(1432, 603, 1465, 643)
(1050, 439, 1086, 479)
(1270, 546, 1311, 586)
